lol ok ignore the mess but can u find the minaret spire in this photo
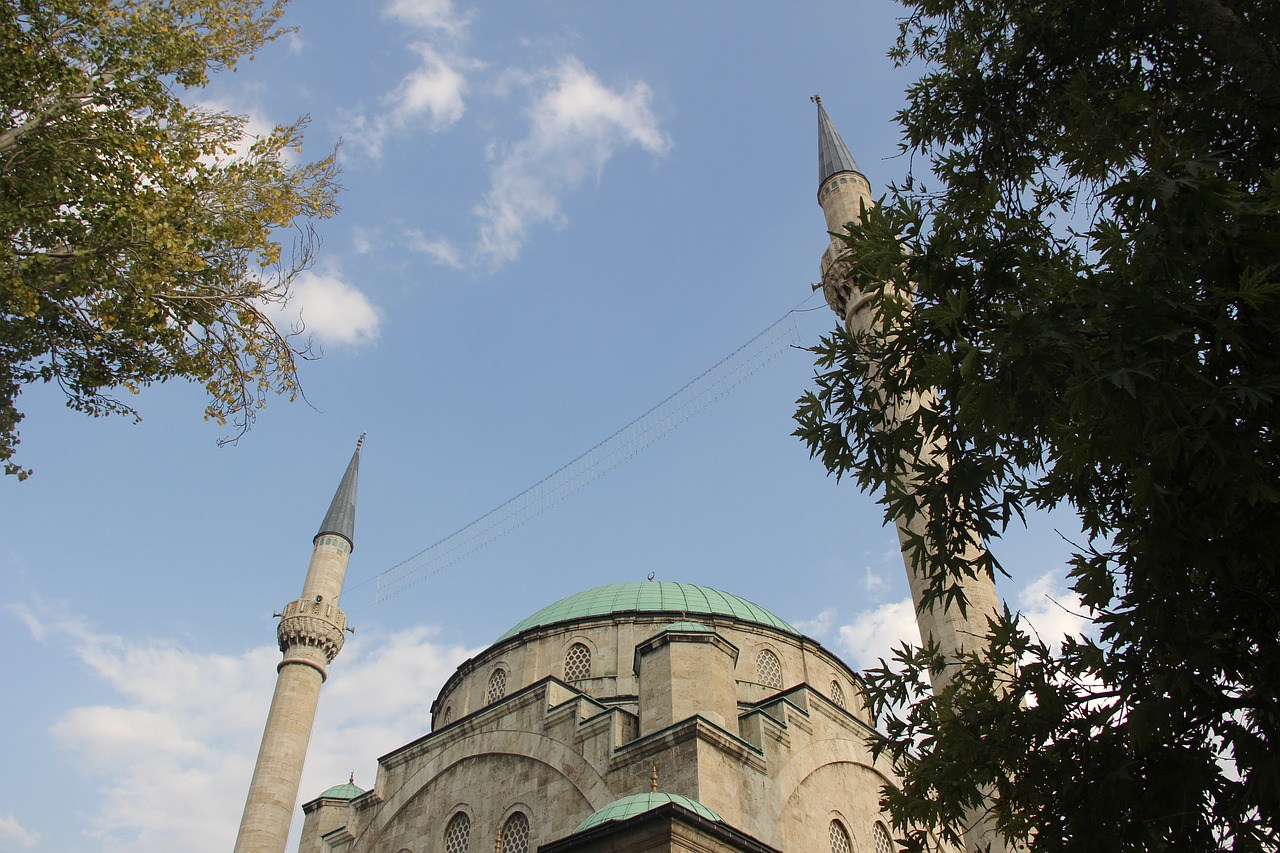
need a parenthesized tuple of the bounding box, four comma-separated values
(315, 433, 363, 550)
(234, 438, 363, 853)
(813, 93, 863, 189)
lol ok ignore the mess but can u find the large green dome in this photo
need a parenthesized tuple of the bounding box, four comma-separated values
(497, 582, 796, 641)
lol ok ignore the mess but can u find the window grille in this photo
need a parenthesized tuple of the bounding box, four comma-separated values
(444, 812, 470, 853)
(756, 649, 783, 689)
(564, 643, 591, 681)
(501, 812, 530, 853)
(831, 680, 847, 708)
(873, 821, 894, 853)
(486, 669, 507, 704)
(830, 819, 852, 853)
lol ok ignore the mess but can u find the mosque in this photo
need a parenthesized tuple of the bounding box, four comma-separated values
(231, 102, 1003, 853)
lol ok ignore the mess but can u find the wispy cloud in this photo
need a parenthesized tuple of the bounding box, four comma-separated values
(793, 607, 837, 640)
(471, 58, 670, 269)
(405, 228, 465, 269)
(0, 814, 38, 849)
(18, 604, 473, 853)
(343, 3, 670, 271)
(345, 0, 474, 159)
(383, 0, 471, 35)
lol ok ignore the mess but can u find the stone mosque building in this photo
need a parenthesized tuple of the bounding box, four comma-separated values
(231, 103, 1003, 853)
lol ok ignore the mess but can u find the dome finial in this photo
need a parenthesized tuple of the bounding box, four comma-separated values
(810, 93, 822, 105)
(651, 764, 659, 793)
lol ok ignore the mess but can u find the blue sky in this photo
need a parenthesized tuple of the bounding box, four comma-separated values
(0, 2, 1088, 851)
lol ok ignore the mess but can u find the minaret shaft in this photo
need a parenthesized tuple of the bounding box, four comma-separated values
(814, 100, 1004, 852)
(235, 663, 326, 853)
(235, 443, 361, 853)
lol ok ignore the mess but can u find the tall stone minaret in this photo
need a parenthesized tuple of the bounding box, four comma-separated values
(234, 437, 362, 853)
(813, 98, 1005, 851)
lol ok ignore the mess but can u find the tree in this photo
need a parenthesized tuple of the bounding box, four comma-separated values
(1, 0, 340, 478)
(794, 1, 1279, 849)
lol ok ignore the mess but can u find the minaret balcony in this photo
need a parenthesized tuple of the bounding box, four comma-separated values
(277, 597, 349, 663)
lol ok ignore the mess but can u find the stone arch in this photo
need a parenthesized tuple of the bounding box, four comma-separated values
(775, 751, 895, 853)
(349, 729, 613, 852)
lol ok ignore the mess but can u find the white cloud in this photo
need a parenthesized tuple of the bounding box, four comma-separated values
(861, 563, 888, 594)
(405, 229, 465, 268)
(837, 598, 922, 671)
(33, 606, 473, 853)
(6, 603, 47, 643)
(1015, 571, 1094, 651)
(276, 268, 382, 347)
(472, 58, 670, 269)
(0, 814, 38, 848)
(344, 0, 473, 159)
(792, 607, 836, 641)
(193, 97, 295, 165)
(392, 44, 469, 130)
(384, 0, 471, 35)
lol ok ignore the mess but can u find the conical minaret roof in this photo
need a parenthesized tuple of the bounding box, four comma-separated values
(815, 95, 863, 188)
(315, 435, 362, 550)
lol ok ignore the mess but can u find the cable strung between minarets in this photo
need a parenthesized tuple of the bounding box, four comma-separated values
(233, 436, 363, 853)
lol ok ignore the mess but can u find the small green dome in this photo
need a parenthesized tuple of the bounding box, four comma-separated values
(574, 792, 723, 832)
(317, 781, 364, 800)
(498, 582, 795, 641)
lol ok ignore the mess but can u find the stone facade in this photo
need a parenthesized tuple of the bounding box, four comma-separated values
(298, 589, 899, 853)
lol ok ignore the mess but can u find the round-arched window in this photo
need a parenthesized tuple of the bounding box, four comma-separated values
(829, 819, 852, 853)
(873, 821, 894, 853)
(756, 649, 783, 689)
(444, 811, 470, 853)
(441, 704, 453, 725)
(486, 669, 507, 704)
(501, 811, 530, 853)
(831, 679, 847, 709)
(564, 643, 591, 681)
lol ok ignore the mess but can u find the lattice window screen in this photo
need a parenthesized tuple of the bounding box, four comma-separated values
(486, 669, 507, 704)
(564, 643, 591, 681)
(444, 812, 470, 853)
(874, 821, 894, 853)
(501, 812, 530, 853)
(830, 820, 852, 853)
(756, 649, 783, 689)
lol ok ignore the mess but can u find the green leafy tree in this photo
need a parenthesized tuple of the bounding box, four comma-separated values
(1, 0, 340, 478)
(794, 1, 1279, 850)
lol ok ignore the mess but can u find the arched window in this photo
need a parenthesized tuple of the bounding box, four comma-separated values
(756, 649, 783, 689)
(830, 679, 847, 709)
(441, 704, 453, 725)
(873, 821, 893, 853)
(829, 819, 852, 853)
(444, 812, 470, 853)
(486, 668, 507, 704)
(564, 643, 591, 681)
(500, 811, 530, 853)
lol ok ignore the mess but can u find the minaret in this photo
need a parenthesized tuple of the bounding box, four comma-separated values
(234, 437, 363, 853)
(813, 98, 1005, 850)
